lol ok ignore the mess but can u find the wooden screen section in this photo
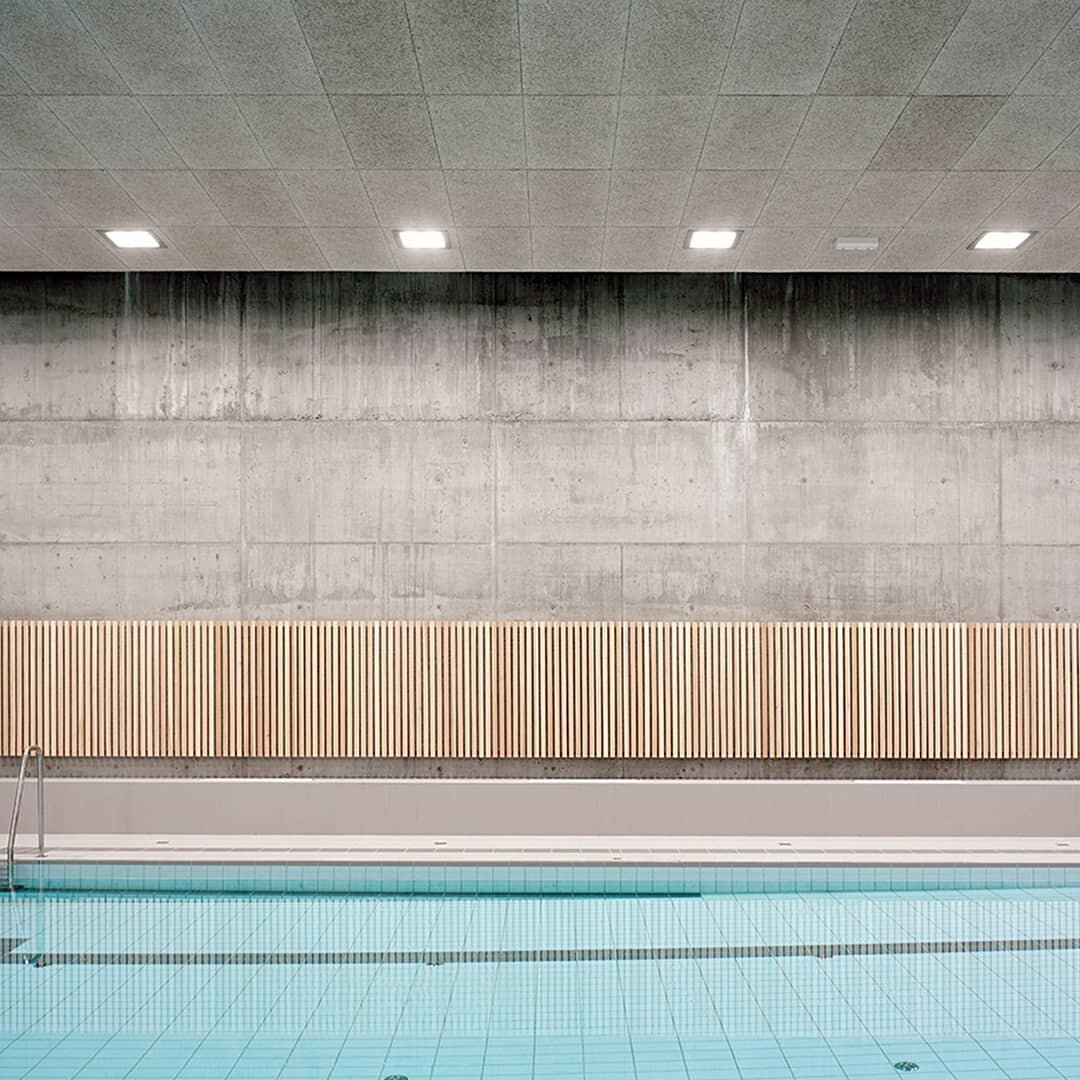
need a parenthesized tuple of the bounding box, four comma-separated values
(1, 621, 1078, 759)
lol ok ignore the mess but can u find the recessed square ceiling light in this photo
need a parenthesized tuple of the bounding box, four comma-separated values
(687, 229, 740, 250)
(101, 229, 162, 249)
(971, 230, 1033, 251)
(834, 236, 879, 252)
(396, 229, 449, 250)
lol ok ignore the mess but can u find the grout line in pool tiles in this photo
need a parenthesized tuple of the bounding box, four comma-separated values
(6, 894, 1080, 1071)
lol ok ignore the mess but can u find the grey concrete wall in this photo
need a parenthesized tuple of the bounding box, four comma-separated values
(2, 270, 1078, 622)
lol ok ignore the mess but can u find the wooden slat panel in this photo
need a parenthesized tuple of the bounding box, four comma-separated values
(1, 621, 1079, 759)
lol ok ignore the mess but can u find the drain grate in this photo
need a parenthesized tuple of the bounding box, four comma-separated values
(893, 1064, 919, 1073)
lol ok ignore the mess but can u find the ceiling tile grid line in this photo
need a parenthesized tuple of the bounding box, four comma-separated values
(396, 0, 455, 269)
(301, 0, 426, 274)
(514, 0, 536, 269)
(664, 0, 750, 271)
(598, 0, 637, 270)
(2, 0, 1080, 269)
(1, 166, 1080, 270)
(721, 5, 877, 273)
(3, 0, 1080, 97)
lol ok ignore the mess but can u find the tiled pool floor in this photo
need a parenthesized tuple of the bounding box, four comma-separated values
(3, 884, 1080, 1078)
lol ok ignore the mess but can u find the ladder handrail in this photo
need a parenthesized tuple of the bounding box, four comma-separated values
(6, 746, 44, 884)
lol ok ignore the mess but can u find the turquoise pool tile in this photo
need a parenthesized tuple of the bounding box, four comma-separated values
(3, 868, 1080, 1078)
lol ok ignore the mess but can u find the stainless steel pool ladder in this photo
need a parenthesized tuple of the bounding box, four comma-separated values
(4, 746, 45, 889)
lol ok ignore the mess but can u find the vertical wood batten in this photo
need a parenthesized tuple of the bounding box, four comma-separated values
(0, 621, 1078, 759)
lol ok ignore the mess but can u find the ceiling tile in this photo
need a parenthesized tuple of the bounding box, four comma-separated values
(832, 171, 944, 227)
(44, 96, 184, 170)
(309, 227, 397, 269)
(0, 226, 55, 269)
(235, 96, 353, 170)
(602, 227, 677, 269)
(1, 0, 127, 93)
(140, 96, 269, 169)
(73, 0, 225, 94)
(919, 0, 1078, 94)
(1043, 127, 1080, 169)
(699, 97, 810, 170)
(361, 170, 452, 225)
(277, 171, 379, 227)
(16, 227, 124, 268)
(955, 96, 1080, 170)
(331, 96, 439, 170)
(737, 226, 822, 270)
(182, 0, 322, 93)
(985, 171, 1080, 227)
(869, 96, 1004, 169)
(682, 171, 775, 226)
(0, 97, 99, 169)
(429, 96, 525, 169)
(28, 170, 150, 225)
(819, 0, 968, 94)
(459, 227, 532, 269)
(0, 58, 30, 93)
(0, 171, 76, 226)
(0, 0, 1076, 272)
(784, 96, 907, 171)
(907, 171, 1026, 228)
(1010, 228, 1080, 270)
(407, 0, 521, 93)
(525, 97, 618, 169)
(721, 0, 856, 94)
(238, 227, 329, 269)
(293, 0, 419, 92)
(520, 0, 629, 93)
(446, 170, 529, 225)
(758, 171, 860, 226)
(621, 0, 740, 94)
(164, 225, 260, 269)
(530, 226, 603, 269)
(527, 170, 608, 225)
(613, 97, 714, 171)
(1018, 11, 1080, 93)
(196, 171, 303, 226)
(873, 226, 968, 269)
(805, 227, 900, 270)
(607, 171, 693, 226)
(111, 170, 226, 224)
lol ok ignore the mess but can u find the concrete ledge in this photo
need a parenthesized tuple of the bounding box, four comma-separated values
(3, 778, 1079, 838)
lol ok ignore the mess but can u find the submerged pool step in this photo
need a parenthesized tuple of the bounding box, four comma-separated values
(11, 860, 1080, 895)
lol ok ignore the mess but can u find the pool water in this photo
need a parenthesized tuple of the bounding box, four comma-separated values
(2, 868, 1080, 1079)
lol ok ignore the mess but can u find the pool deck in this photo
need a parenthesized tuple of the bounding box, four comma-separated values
(13, 834, 1080, 864)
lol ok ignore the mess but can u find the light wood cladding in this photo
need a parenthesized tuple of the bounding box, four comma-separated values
(1, 621, 1078, 759)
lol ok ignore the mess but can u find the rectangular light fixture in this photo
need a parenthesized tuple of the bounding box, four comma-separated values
(101, 229, 162, 249)
(834, 236, 879, 252)
(396, 229, 449, 250)
(971, 230, 1032, 250)
(687, 228, 740, 250)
